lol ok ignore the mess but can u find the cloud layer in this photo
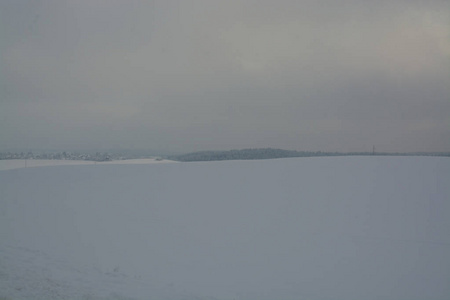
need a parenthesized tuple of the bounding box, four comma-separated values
(1, 0, 449, 152)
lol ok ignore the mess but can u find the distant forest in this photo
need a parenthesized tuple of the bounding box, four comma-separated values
(169, 148, 450, 162)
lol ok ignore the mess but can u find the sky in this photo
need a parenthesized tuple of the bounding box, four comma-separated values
(1, 0, 449, 154)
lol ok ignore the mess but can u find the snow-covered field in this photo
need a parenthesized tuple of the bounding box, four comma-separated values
(0, 158, 176, 171)
(1, 156, 449, 300)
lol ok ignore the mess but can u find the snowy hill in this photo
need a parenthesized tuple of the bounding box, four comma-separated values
(1, 157, 449, 300)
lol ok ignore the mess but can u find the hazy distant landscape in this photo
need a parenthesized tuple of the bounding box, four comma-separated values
(1, 1, 449, 299)
(2, 148, 450, 163)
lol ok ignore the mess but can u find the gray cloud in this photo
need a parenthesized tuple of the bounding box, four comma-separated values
(1, 0, 449, 153)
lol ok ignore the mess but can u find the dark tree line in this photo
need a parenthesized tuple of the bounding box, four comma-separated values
(170, 148, 450, 162)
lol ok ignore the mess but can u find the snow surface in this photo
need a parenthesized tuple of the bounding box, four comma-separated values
(0, 158, 176, 171)
(1, 156, 449, 300)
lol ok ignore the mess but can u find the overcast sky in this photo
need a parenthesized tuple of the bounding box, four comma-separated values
(1, 0, 449, 153)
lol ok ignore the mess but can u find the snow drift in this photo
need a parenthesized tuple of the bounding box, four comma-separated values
(1, 156, 449, 300)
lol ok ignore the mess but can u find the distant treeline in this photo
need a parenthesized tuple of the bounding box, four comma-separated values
(2, 148, 449, 162)
(169, 148, 450, 162)
(0, 151, 114, 162)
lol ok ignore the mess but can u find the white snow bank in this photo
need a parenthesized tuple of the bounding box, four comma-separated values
(0, 158, 176, 171)
(1, 156, 449, 300)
